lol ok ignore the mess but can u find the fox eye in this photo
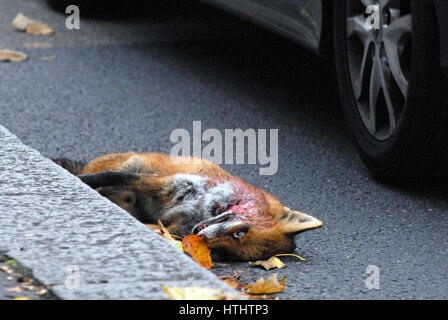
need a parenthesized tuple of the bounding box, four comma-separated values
(233, 231, 246, 238)
(232, 226, 248, 239)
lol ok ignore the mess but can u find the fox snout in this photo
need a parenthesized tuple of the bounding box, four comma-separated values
(192, 208, 323, 261)
(192, 212, 235, 238)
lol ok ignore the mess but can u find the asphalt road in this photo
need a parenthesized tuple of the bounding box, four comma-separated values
(1, 0, 447, 299)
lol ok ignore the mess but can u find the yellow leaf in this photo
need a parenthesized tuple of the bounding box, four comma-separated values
(182, 234, 214, 269)
(163, 286, 241, 300)
(0, 49, 28, 62)
(157, 220, 176, 242)
(274, 253, 306, 261)
(156, 220, 184, 252)
(171, 240, 184, 253)
(249, 256, 285, 270)
(246, 273, 286, 295)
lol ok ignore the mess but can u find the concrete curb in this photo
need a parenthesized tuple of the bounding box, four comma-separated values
(0, 125, 233, 299)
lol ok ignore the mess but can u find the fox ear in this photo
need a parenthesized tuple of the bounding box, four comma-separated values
(278, 207, 323, 235)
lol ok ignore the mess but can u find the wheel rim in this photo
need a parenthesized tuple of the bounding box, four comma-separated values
(346, 0, 412, 141)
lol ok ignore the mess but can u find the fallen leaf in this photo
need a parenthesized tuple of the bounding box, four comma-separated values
(274, 253, 306, 261)
(245, 273, 286, 295)
(35, 288, 48, 295)
(182, 234, 214, 269)
(245, 294, 269, 299)
(12, 13, 31, 31)
(21, 283, 36, 291)
(13, 297, 30, 300)
(218, 270, 245, 282)
(156, 220, 176, 242)
(218, 270, 248, 290)
(249, 256, 285, 270)
(0, 49, 28, 62)
(12, 13, 54, 36)
(6, 259, 17, 266)
(156, 220, 183, 252)
(154, 226, 183, 240)
(0, 265, 14, 274)
(171, 240, 184, 253)
(7, 286, 22, 293)
(26, 21, 55, 36)
(163, 286, 241, 300)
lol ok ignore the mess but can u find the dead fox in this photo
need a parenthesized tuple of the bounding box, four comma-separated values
(54, 152, 323, 261)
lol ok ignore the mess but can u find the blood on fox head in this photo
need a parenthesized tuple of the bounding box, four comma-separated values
(191, 176, 323, 261)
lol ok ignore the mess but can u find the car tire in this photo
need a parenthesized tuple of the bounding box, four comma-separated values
(334, 0, 448, 184)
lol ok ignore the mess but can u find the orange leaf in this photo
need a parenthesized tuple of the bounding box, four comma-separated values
(245, 273, 286, 294)
(181, 234, 214, 269)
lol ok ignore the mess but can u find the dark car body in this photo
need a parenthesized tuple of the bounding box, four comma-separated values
(201, 0, 448, 72)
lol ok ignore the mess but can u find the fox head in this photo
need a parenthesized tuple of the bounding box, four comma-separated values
(190, 187, 323, 261)
(79, 171, 323, 261)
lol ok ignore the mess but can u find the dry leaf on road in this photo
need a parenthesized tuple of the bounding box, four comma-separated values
(0, 49, 28, 62)
(182, 234, 214, 269)
(0, 265, 13, 274)
(249, 256, 285, 270)
(246, 273, 286, 294)
(274, 253, 306, 261)
(6, 286, 22, 293)
(163, 286, 241, 300)
(218, 270, 246, 289)
(12, 13, 54, 36)
(154, 220, 184, 252)
(26, 21, 54, 36)
(12, 13, 31, 31)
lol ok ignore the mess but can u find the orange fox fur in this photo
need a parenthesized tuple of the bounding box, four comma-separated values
(57, 152, 323, 261)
